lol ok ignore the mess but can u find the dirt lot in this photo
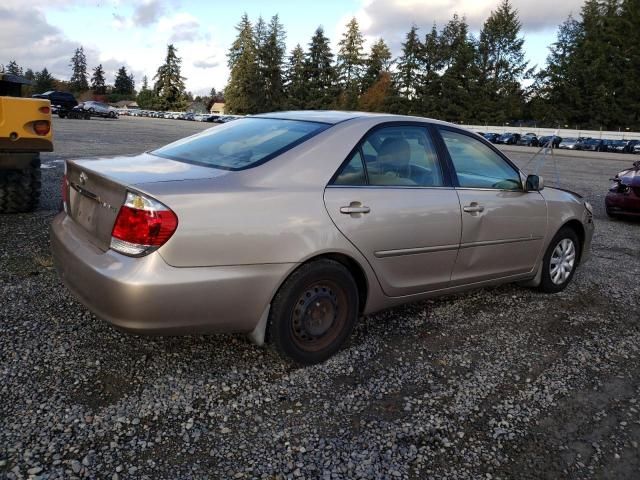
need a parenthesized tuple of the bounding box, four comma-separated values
(1, 116, 639, 479)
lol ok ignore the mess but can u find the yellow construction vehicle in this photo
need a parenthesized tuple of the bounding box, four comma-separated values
(0, 71, 53, 213)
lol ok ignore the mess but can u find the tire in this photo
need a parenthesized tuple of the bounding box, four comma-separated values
(0, 155, 41, 213)
(538, 227, 580, 293)
(268, 259, 359, 365)
(58, 112, 66, 119)
(109, 111, 116, 119)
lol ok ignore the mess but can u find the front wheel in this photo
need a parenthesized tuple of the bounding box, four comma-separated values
(268, 259, 359, 365)
(538, 227, 580, 293)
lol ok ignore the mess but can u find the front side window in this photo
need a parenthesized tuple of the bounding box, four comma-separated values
(153, 118, 328, 170)
(333, 125, 445, 187)
(440, 129, 522, 190)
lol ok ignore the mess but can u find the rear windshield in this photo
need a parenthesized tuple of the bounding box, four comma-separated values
(152, 117, 328, 170)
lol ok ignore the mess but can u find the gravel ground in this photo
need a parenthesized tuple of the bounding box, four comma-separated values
(1, 116, 639, 480)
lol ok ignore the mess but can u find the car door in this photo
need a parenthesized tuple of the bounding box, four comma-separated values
(436, 127, 547, 286)
(324, 124, 462, 297)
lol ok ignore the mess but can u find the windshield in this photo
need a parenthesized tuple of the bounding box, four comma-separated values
(563, 138, 577, 143)
(152, 117, 329, 170)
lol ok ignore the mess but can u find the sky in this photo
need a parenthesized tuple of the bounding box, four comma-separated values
(1, 0, 586, 96)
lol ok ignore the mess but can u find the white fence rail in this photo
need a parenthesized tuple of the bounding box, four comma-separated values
(463, 124, 640, 141)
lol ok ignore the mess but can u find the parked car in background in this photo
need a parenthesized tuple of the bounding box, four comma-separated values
(633, 143, 640, 154)
(577, 138, 607, 152)
(608, 140, 633, 153)
(482, 133, 500, 143)
(205, 115, 221, 123)
(495, 133, 521, 145)
(51, 111, 594, 365)
(80, 101, 118, 119)
(538, 135, 562, 148)
(606, 160, 640, 218)
(517, 134, 539, 147)
(32, 90, 77, 111)
(558, 137, 579, 150)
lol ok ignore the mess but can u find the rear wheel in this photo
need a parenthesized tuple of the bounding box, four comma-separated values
(538, 227, 580, 293)
(268, 259, 359, 365)
(0, 155, 41, 213)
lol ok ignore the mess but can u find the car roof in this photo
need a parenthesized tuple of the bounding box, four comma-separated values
(251, 110, 405, 125)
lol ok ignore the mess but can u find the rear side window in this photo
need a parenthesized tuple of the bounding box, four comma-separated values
(152, 118, 328, 170)
(333, 125, 445, 187)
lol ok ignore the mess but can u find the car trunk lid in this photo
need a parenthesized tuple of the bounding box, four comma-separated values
(65, 153, 227, 251)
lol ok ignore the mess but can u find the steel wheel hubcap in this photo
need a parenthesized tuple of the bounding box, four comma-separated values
(550, 238, 576, 285)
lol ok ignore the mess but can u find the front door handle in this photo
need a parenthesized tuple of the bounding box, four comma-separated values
(340, 202, 371, 215)
(463, 203, 485, 214)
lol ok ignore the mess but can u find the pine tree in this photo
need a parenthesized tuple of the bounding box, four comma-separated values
(69, 47, 89, 91)
(284, 44, 307, 109)
(141, 75, 149, 90)
(395, 25, 423, 105)
(6, 60, 23, 76)
(417, 23, 444, 117)
(437, 15, 477, 122)
(362, 39, 392, 91)
(304, 27, 338, 109)
(336, 18, 366, 109)
(34, 68, 55, 93)
(476, 0, 529, 123)
(114, 66, 135, 95)
(261, 15, 287, 111)
(153, 45, 187, 110)
(23, 69, 35, 81)
(91, 64, 106, 94)
(225, 14, 260, 114)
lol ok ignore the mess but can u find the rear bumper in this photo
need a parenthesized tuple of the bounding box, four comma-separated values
(50, 213, 293, 335)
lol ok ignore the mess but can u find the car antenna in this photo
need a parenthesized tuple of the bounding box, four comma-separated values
(522, 130, 561, 186)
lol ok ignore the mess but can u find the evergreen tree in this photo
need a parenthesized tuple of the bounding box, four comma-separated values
(417, 23, 444, 117)
(437, 15, 478, 122)
(153, 45, 187, 110)
(69, 47, 89, 91)
(284, 44, 307, 109)
(23, 69, 35, 81)
(225, 14, 260, 114)
(260, 15, 287, 111)
(336, 18, 366, 109)
(362, 39, 392, 91)
(91, 64, 107, 94)
(6, 60, 23, 76)
(395, 25, 423, 105)
(141, 75, 149, 90)
(304, 27, 338, 109)
(34, 68, 55, 93)
(476, 0, 529, 123)
(114, 66, 135, 95)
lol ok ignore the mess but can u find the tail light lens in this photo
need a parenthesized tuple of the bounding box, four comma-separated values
(110, 192, 178, 256)
(39, 106, 51, 114)
(33, 120, 50, 136)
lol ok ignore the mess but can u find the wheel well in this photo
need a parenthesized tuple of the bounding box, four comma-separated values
(302, 253, 368, 314)
(562, 219, 585, 263)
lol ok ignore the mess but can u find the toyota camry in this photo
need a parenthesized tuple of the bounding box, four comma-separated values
(51, 111, 595, 364)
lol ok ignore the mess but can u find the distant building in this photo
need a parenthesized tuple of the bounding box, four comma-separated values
(209, 102, 225, 115)
(113, 100, 139, 109)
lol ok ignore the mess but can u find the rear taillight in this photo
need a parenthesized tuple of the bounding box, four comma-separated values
(33, 120, 50, 136)
(110, 191, 178, 256)
(39, 106, 51, 114)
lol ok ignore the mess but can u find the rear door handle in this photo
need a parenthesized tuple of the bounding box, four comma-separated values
(340, 206, 371, 214)
(340, 202, 370, 215)
(463, 203, 485, 214)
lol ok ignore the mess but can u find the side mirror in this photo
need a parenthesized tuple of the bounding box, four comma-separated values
(526, 174, 544, 191)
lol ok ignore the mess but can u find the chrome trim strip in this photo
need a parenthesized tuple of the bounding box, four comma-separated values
(375, 236, 543, 258)
(375, 244, 459, 258)
(459, 236, 543, 249)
